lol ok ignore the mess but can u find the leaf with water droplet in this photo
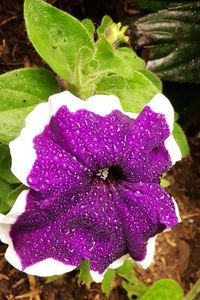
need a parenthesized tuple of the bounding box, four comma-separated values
(0, 68, 60, 143)
(24, 0, 94, 81)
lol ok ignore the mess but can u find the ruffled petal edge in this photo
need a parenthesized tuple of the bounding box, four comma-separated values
(90, 254, 129, 283)
(148, 93, 182, 165)
(136, 197, 181, 269)
(9, 103, 50, 186)
(49, 91, 138, 119)
(0, 190, 77, 277)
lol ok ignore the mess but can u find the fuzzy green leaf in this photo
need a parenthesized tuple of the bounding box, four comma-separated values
(96, 70, 161, 113)
(0, 68, 60, 144)
(0, 106, 35, 144)
(46, 275, 64, 283)
(101, 269, 116, 296)
(0, 144, 19, 184)
(0, 179, 14, 213)
(78, 260, 93, 288)
(173, 122, 190, 157)
(141, 279, 184, 300)
(95, 37, 144, 78)
(97, 15, 113, 38)
(6, 185, 27, 212)
(117, 260, 148, 298)
(117, 259, 135, 282)
(24, 0, 94, 81)
(160, 178, 170, 188)
(82, 19, 95, 39)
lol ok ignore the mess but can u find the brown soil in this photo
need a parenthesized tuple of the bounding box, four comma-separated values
(0, 1, 200, 299)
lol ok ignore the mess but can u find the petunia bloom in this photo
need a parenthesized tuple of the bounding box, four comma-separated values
(0, 91, 181, 282)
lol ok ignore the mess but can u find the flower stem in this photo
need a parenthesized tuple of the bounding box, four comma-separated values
(184, 279, 200, 300)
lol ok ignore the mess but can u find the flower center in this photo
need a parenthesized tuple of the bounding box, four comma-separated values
(96, 166, 125, 182)
(96, 168, 109, 180)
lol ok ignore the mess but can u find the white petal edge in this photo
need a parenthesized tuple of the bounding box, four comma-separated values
(10, 91, 138, 186)
(0, 190, 77, 277)
(9, 103, 50, 186)
(165, 134, 182, 165)
(136, 236, 157, 269)
(0, 190, 28, 244)
(90, 270, 106, 283)
(0, 190, 28, 271)
(136, 197, 181, 270)
(90, 254, 129, 283)
(0, 213, 4, 222)
(148, 93, 174, 133)
(24, 259, 76, 277)
(172, 197, 182, 223)
(49, 91, 138, 119)
(109, 254, 129, 269)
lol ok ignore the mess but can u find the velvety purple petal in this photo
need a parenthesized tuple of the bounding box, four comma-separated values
(27, 123, 92, 193)
(114, 182, 179, 263)
(9, 181, 126, 274)
(50, 107, 133, 170)
(2, 92, 182, 280)
(9, 189, 87, 271)
(121, 105, 172, 182)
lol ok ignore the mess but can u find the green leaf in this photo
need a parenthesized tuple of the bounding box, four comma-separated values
(96, 70, 162, 113)
(0, 106, 35, 144)
(120, 71, 162, 112)
(122, 281, 141, 299)
(117, 259, 135, 282)
(174, 112, 179, 122)
(95, 37, 144, 79)
(78, 260, 93, 288)
(134, 3, 200, 83)
(95, 74, 127, 97)
(46, 275, 64, 283)
(97, 16, 129, 46)
(0, 68, 59, 110)
(173, 122, 190, 157)
(0, 68, 60, 144)
(0, 144, 19, 184)
(161, 178, 170, 188)
(0, 179, 14, 213)
(24, 0, 94, 81)
(117, 260, 148, 298)
(101, 269, 116, 296)
(185, 278, 200, 300)
(73, 46, 95, 92)
(140, 279, 184, 300)
(82, 19, 95, 39)
(97, 15, 113, 38)
(6, 185, 27, 212)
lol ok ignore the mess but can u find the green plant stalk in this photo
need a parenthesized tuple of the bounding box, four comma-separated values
(184, 279, 200, 300)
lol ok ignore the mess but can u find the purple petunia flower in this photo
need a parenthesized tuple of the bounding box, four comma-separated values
(0, 91, 181, 282)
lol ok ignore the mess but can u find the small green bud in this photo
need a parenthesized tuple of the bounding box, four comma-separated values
(104, 22, 129, 47)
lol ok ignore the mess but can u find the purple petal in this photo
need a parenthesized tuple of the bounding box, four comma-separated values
(1, 92, 182, 281)
(5, 181, 126, 276)
(9, 103, 50, 186)
(2, 179, 180, 278)
(121, 94, 181, 182)
(115, 181, 180, 266)
(27, 123, 92, 193)
(50, 106, 133, 169)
